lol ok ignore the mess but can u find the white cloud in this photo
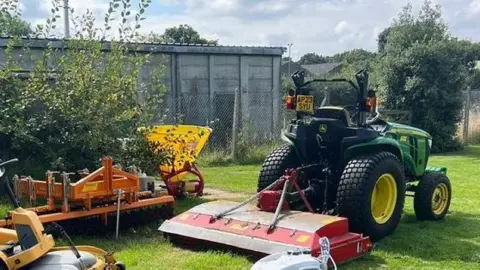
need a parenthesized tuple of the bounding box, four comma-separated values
(469, 0, 480, 14)
(18, 0, 480, 60)
(334, 21, 349, 35)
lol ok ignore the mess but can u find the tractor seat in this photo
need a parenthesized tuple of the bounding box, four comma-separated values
(314, 106, 353, 127)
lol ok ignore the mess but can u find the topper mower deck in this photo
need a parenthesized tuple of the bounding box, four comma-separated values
(159, 169, 373, 266)
(0, 156, 174, 230)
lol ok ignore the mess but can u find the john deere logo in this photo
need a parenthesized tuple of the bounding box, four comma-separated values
(319, 124, 328, 133)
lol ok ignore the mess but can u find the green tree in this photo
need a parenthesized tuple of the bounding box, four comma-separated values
(0, 1, 31, 36)
(298, 52, 328, 65)
(144, 24, 218, 45)
(1, 0, 170, 176)
(377, 0, 471, 152)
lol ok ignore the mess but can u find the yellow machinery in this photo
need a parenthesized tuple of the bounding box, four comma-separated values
(0, 158, 125, 270)
(145, 125, 212, 197)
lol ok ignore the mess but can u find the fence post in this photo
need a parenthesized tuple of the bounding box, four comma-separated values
(231, 87, 240, 157)
(463, 87, 471, 143)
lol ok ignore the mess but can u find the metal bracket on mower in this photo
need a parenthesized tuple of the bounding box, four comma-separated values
(62, 172, 73, 213)
(208, 177, 285, 223)
(27, 176, 36, 207)
(12, 174, 21, 201)
(210, 169, 315, 234)
(267, 179, 290, 233)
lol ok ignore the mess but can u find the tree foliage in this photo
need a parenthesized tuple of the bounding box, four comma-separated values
(0, 1, 31, 36)
(0, 0, 171, 176)
(143, 24, 218, 45)
(297, 52, 329, 65)
(377, 0, 472, 152)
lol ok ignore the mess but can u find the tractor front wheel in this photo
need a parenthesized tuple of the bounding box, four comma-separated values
(414, 173, 452, 221)
(336, 152, 405, 242)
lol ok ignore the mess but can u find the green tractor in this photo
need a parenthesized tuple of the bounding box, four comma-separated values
(258, 69, 452, 241)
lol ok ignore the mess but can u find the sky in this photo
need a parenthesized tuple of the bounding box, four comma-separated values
(14, 0, 480, 60)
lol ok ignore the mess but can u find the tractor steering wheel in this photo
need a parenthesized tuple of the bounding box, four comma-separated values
(366, 111, 381, 125)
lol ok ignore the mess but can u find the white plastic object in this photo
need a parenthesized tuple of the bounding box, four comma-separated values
(251, 237, 336, 270)
(251, 249, 326, 270)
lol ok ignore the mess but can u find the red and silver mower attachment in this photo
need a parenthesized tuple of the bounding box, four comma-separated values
(158, 170, 373, 266)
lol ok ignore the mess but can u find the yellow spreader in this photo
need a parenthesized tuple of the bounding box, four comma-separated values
(145, 125, 212, 197)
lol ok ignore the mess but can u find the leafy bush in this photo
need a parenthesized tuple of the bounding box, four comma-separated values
(0, 0, 169, 177)
(377, 2, 471, 153)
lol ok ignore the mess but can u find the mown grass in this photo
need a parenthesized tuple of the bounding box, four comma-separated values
(203, 145, 480, 269)
(1, 146, 479, 269)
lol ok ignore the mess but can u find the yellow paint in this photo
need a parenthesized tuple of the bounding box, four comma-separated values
(5, 208, 56, 269)
(319, 216, 341, 225)
(82, 182, 99, 192)
(400, 136, 408, 142)
(1, 207, 116, 269)
(432, 183, 449, 215)
(179, 214, 190, 220)
(230, 224, 248, 231)
(295, 95, 314, 113)
(296, 235, 310, 243)
(144, 125, 212, 184)
(371, 173, 398, 224)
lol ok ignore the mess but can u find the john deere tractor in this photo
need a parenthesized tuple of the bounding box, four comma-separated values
(258, 69, 451, 241)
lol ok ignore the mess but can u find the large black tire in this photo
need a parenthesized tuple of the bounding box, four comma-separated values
(336, 152, 405, 242)
(257, 144, 299, 192)
(414, 172, 452, 221)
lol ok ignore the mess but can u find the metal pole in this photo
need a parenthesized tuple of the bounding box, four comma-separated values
(115, 189, 123, 239)
(287, 43, 293, 75)
(63, 0, 70, 38)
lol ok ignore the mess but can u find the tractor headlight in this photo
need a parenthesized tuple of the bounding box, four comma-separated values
(428, 138, 432, 149)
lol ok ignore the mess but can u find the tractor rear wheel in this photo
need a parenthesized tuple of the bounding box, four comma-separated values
(336, 152, 405, 242)
(257, 144, 299, 192)
(414, 172, 451, 221)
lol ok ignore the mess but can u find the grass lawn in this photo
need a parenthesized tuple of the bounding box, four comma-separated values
(1, 146, 479, 269)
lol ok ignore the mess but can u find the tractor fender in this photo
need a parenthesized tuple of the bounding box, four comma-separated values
(343, 136, 405, 165)
(280, 131, 306, 162)
(280, 131, 295, 147)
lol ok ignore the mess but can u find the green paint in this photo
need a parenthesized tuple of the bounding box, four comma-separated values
(319, 124, 328, 133)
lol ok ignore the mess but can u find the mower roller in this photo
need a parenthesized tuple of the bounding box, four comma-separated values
(0, 156, 175, 230)
(159, 69, 452, 266)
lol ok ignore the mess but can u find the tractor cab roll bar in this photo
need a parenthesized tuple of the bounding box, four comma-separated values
(290, 69, 373, 127)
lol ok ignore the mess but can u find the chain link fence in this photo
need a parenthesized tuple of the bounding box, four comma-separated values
(172, 88, 480, 158)
(173, 90, 283, 155)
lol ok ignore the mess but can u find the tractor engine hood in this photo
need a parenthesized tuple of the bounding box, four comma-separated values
(385, 122, 432, 148)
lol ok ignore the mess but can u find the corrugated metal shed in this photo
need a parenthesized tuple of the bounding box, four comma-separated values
(0, 37, 286, 148)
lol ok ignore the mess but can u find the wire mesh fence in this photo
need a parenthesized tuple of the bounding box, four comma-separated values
(172, 90, 284, 154)
(171, 88, 480, 157)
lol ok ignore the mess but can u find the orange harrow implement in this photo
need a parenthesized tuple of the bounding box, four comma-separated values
(145, 125, 212, 198)
(0, 156, 174, 229)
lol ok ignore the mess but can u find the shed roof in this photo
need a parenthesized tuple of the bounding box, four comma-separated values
(0, 37, 286, 56)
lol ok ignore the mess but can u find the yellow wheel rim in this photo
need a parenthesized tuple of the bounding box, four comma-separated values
(431, 183, 449, 215)
(371, 173, 398, 224)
